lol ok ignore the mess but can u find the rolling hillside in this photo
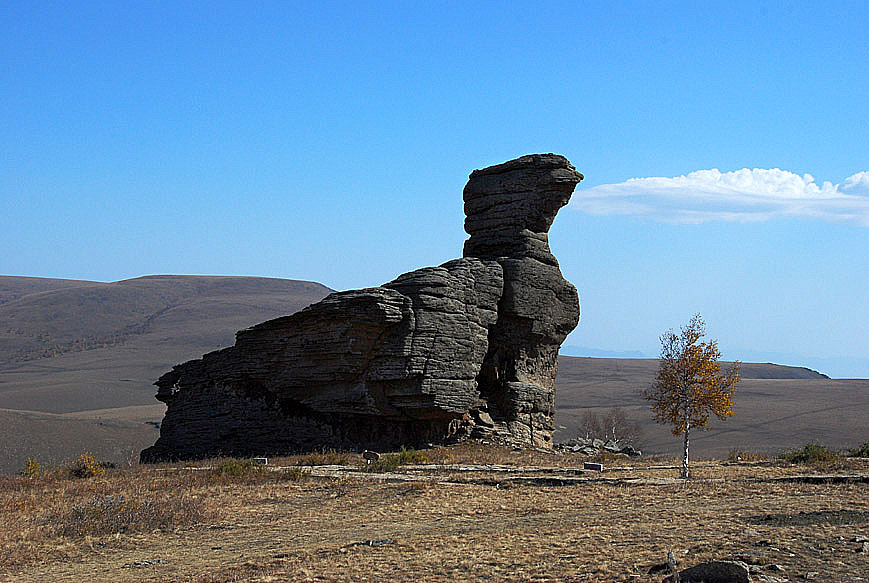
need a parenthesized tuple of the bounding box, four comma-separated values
(554, 356, 868, 458)
(0, 275, 332, 473)
(0, 275, 865, 473)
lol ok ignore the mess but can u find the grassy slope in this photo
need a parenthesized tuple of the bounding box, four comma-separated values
(555, 356, 869, 458)
(0, 276, 331, 473)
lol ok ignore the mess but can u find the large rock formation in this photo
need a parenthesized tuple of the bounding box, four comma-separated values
(141, 154, 582, 462)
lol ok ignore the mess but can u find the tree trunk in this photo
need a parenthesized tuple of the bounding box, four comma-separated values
(681, 405, 690, 479)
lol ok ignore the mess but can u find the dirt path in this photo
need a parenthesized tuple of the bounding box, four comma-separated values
(5, 463, 868, 582)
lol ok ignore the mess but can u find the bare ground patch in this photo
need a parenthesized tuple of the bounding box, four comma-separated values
(1, 449, 867, 582)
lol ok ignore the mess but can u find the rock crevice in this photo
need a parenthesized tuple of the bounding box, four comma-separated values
(141, 154, 582, 462)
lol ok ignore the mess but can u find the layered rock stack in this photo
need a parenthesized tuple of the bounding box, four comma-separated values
(141, 154, 582, 462)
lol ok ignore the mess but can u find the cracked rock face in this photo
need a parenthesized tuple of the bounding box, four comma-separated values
(141, 154, 582, 462)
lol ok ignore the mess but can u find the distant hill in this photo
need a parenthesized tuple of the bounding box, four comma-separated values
(0, 275, 332, 473)
(554, 356, 866, 458)
(0, 276, 98, 306)
(0, 275, 865, 472)
(0, 275, 332, 366)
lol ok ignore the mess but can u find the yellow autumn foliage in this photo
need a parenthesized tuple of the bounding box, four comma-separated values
(644, 314, 740, 477)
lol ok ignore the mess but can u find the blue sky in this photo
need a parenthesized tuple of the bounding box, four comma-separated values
(2, 2, 868, 377)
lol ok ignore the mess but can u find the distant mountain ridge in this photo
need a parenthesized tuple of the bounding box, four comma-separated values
(0, 276, 98, 306)
(561, 343, 864, 379)
(0, 275, 333, 411)
(0, 275, 332, 365)
(0, 274, 334, 473)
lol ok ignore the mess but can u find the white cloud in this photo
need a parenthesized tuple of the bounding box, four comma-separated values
(572, 168, 869, 225)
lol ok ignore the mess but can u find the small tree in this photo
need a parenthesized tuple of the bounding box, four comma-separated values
(578, 407, 643, 447)
(601, 407, 642, 445)
(579, 410, 603, 440)
(644, 314, 739, 478)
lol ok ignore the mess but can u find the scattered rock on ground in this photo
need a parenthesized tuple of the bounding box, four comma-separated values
(663, 560, 751, 583)
(122, 559, 166, 568)
(556, 437, 642, 457)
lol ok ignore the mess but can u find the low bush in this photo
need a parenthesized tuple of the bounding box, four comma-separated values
(364, 447, 429, 472)
(280, 467, 311, 481)
(50, 493, 205, 537)
(19, 458, 43, 479)
(296, 450, 352, 466)
(366, 456, 401, 473)
(395, 446, 429, 464)
(66, 454, 105, 479)
(778, 443, 840, 464)
(208, 458, 310, 483)
(211, 457, 265, 478)
(846, 441, 869, 457)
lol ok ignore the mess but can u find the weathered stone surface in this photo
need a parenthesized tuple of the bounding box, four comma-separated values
(141, 154, 582, 462)
(556, 437, 643, 457)
(664, 560, 752, 583)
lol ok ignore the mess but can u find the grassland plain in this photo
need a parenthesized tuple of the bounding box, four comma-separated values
(3, 275, 868, 473)
(2, 444, 867, 582)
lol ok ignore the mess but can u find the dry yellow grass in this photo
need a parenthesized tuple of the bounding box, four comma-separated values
(1, 446, 867, 582)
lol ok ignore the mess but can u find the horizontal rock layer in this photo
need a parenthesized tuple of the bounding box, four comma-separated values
(141, 154, 582, 462)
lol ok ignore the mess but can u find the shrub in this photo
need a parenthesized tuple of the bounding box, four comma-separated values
(395, 446, 429, 464)
(67, 454, 105, 479)
(210, 458, 267, 479)
(51, 494, 205, 537)
(297, 450, 351, 466)
(365, 455, 401, 473)
(364, 447, 428, 472)
(208, 458, 310, 482)
(20, 458, 43, 479)
(280, 467, 311, 481)
(778, 443, 840, 464)
(846, 441, 869, 457)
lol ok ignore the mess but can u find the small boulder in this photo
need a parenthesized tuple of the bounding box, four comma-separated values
(619, 444, 642, 457)
(664, 560, 751, 583)
(603, 440, 622, 452)
(476, 411, 495, 427)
